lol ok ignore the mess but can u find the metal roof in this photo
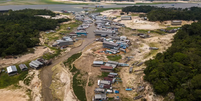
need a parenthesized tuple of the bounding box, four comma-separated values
(100, 80, 111, 85)
(94, 94, 107, 99)
(93, 61, 104, 65)
(100, 65, 113, 70)
(121, 16, 132, 18)
(34, 60, 43, 65)
(105, 63, 117, 69)
(7, 65, 17, 74)
(103, 41, 118, 47)
(19, 64, 28, 70)
(109, 72, 118, 76)
(63, 37, 73, 41)
(94, 30, 113, 34)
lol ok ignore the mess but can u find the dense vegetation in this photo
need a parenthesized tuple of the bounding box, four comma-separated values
(144, 21, 201, 101)
(122, 6, 201, 21)
(0, 9, 70, 57)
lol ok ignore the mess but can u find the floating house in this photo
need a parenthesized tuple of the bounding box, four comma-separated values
(94, 30, 114, 36)
(100, 65, 114, 72)
(121, 16, 132, 20)
(19, 64, 28, 71)
(171, 20, 182, 25)
(94, 94, 107, 101)
(7, 65, 17, 76)
(52, 37, 73, 47)
(93, 61, 104, 67)
(75, 30, 87, 36)
(103, 41, 119, 49)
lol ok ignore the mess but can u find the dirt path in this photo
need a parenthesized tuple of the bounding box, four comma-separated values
(40, 23, 96, 101)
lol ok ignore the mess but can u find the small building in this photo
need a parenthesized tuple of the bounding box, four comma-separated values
(110, 36, 120, 40)
(95, 20, 106, 25)
(126, 88, 133, 91)
(29, 60, 43, 69)
(108, 74, 115, 78)
(29, 62, 39, 69)
(7, 66, 18, 76)
(19, 64, 28, 71)
(129, 67, 133, 73)
(94, 88, 105, 94)
(101, 65, 114, 72)
(105, 63, 117, 69)
(75, 30, 87, 36)
(149, 47, 159, 50)
(103, 41, 119, 49)
(93, 61, 104, 67)
(120, 36, 127, 41)
(94, 30, 114, 36)
(95, 16, 104, 20)
(34, 60, 43, 66)
(109, 72, 118, 76)
(104, 77, 116, 83)
(99, 84, 112, 89)
(95, 5, 104, 8)
(121, 16, 132, 20)
(94, 94, 107, 101)
(118, 63, 129, 67)
(100, 80, 111, 85)
(171, 20, 182, 25)
(53, 38, 73, 47)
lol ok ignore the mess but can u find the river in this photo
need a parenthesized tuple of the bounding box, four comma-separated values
(0, 3, 201, 11)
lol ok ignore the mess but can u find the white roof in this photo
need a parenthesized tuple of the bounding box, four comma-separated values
(100, 80, 111, 85)
(109, 72, 118, 76)
(94, 94, 107, 99)
(7, 66, 17, 74)
(93, 61, 104, 65)
(34, 60, 43, 65)
(105, 63, 117, 69)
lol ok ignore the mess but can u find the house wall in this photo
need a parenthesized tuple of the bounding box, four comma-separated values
(58, 41, 73, 47)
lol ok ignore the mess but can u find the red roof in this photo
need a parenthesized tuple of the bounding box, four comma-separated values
(103, 85, 111, 89)
(108, 74, 115, 78)
(104, 77, 113, 82)
(101, 65, 113, 70)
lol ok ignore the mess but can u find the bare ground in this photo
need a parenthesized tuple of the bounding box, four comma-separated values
(118, 32, 176, 100)
(50, 63, 77, 101)
(0, 46, 49, 68)
(0, 89, 29, 101)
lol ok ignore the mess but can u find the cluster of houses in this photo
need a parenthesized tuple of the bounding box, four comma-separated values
(52, 36, 74, 48)
(6, 58, 50, 76)
(93, 72, 120, 101)
(29, 58, 51, 69)
(96, 36, 131, 54)
(74, 12, 94, 36)
(6, 64, 28, 76)
(92, 61, 127, 100)
(93, 60, 129, 72)
(89, 13, 131, 54)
